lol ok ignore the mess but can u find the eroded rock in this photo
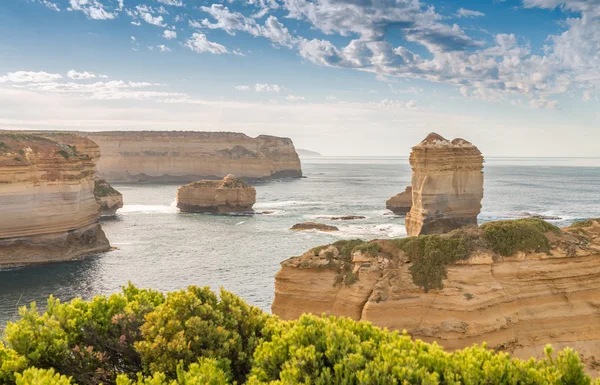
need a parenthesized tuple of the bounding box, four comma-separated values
(386, 186, 412, 215)
(177, 174, 256, 213)
(290, 222, 339, 232)
(94, 178, 123, 217)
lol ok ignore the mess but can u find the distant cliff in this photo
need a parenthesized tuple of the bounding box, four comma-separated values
(272, 218, 600, 369)
(81, 131, 303, 183)
(0, 132, 110, 266)
(296, 149, 322, 157)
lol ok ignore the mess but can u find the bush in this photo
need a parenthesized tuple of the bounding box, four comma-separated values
(116, 358, 231, 385)
(571, 218, 600, 228)
(352, 242, 382, 257)
(481, 218, 559, 256)
(14, 368, 73, 385)
(391, 235, 471, 291)
(0, 342, 27, 383)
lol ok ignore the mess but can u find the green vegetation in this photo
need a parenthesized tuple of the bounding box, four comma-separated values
(352, 242, 382, 257)
(481, 218, 559, 257)
(392, 234, 471, 292)
(0, 285, 598, 385)
(464, 293, 474, 301)
(0, 141, 8, 152)
(94, 179, 121, 197)
(56, 150, 70, 159)
(332, 239, 364, 261)
(571, 218, 600, 228)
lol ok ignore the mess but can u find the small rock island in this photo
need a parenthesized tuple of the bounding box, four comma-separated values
(177, 174, 256, 214)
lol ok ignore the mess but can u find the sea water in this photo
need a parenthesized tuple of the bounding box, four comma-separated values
(1, 157, 599, 327)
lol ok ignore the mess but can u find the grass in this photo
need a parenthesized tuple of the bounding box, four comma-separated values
(391, 235, 472, 292)
(571, 218, 600, 228)
(353, 242, 382, 257)
(332, 239, 364, 261)
(0, 141, 8, 152)
(480, 218, 558, 257)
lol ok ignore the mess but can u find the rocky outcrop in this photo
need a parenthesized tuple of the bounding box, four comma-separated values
(272, 219, 600, 370)
(94, 178, 123, 217)
(177, 174, 256, 213)
(405, 133, 484, 236)
(0, 132, 110, 266)
(290, 222, 339, 232)
(316, 215, 366, 221)
(81, 131, 302, 182)
(386, 186, 412, 215)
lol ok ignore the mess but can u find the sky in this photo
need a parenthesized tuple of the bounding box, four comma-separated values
(0, 0, 598, 156)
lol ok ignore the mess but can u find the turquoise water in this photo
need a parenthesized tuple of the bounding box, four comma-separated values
(1, 157, 599, 327)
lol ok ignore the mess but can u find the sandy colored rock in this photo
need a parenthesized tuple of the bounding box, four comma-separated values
(94, 178, 123, 217)
(81, 131, 302, 182)
(272, 219, 600, 373)
(290, 222, 339, 232)
(0, 132, 110, 266)
(386, 186, 412, 215)
(177, 174, 256, 213)
(405, 133, 484, 236)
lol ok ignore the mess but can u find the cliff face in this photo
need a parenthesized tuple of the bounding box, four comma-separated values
(405, 133, 484, 236)
(386, 186, 412, 215)
(272, 219, 600, 369)
(94, 178, 123, 217)
(0, 133, 110, 266)
(81, 131, 302, 182)
(177, 174, 256, 213)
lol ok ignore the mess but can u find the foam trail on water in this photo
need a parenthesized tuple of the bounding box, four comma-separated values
(119, 205, 179, 214)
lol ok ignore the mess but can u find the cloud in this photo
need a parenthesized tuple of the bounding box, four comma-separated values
(529, 98, 558, 109)
(456, 8, 485, 18)
(126, 5, 168, 27)
(67, 70, 96, 80)
(158, 0, 183, 6)
(0, 71, 62, 83)
(286, 94, 305, 101)
(378, 99, 418, 108)
(68, 0, 119, 20)
(163, 30, 177, 39)
(185, 33, 229, 54)
(37, 0, 60, 11)
(235, 85, 250, 91)
(255, 83, 282, 92)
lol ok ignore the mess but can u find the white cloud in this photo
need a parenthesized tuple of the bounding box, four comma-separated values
(255, 83, 282, 92)
(583, 90, 594, 101)
(529, 98, 558, 109)
(38, 0, 60, 11)
(0, 71, 62, 83)
(286, 94, 305, 101)
(157, 45, 171, 52)
(185, 33, 229, 54)
(235, 85, 250, 91)
(378, 99, 418, 108)
(456, 8, 485, 18)
(68, 0, 118, 20)
(67, 70, 96, 80)
(326, 95, 336, 100)
(127, 5, 168, 27)
(158, 0, 183, 6)
(163, 30, 177, 39)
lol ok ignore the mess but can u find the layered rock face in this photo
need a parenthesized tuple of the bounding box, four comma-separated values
(386, 186, 412, 215)
(272, 219, 600, 370)
(177, 174, 256, 213)
(82, 131, 302, 182)
(0, 133, 110, 266)
(405, 133, 484, 236)
(94, 178, 123, 217)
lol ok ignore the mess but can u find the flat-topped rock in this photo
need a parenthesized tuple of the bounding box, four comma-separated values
(290, 222, 339, 232)
(316, 215, 366, 221)
(405, 132, 484, 236)
(176, 174, 256, 213)
(386, 186, 412, 215)
(94, 178, 123, 217)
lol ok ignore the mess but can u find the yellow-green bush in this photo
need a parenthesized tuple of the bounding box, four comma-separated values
(2, 285, 598, 385)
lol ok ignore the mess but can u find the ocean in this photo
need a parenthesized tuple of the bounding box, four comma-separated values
(1, 156, 599, 327)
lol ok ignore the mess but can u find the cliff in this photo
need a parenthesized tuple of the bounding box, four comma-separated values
(272, 218, 600, 370)
(177, 174, 256, 213)
(386, 186, 412, 215)
(0, 132, 110, 266)
(81, 131, 302, 182)
(405, 133, 484, 236)
(94, 178, 123, 217)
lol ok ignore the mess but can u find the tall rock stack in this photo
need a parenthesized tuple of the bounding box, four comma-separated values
(405, 133, 484, 236)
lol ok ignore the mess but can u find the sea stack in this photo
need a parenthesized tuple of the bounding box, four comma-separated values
(405, 133, 484, 236)
(82, 131, 303, 182)
(94, 178, 123, 217)
(0, 132, 110, 266)
(177, 174, 256, 213)
(386, 186, 413, 215)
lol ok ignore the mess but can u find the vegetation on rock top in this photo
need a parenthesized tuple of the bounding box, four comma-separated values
(94, 179, 122, 198)
(481, 218, 559, 256)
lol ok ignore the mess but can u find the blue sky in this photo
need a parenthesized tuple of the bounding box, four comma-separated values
(0, 0, 598, 156)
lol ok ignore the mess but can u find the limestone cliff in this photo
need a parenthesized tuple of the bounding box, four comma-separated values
(94, 178, 123, 217)
(0, 132, 110, 266)
(81, 131, 302, 182)
(272, 218, 600, 371)
(177, 174, 256, 213)
(386, 186, 412, 215)
(405, 133, 484, 236)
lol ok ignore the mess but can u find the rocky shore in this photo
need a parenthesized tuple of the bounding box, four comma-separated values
(272, 218, 600, 368)
(0, 132, 110, 266)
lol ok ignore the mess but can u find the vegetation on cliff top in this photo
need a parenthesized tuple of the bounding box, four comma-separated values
(1, 284, 597, 385)
(480, 218, 559, 256)
(94, 179, 122, 198)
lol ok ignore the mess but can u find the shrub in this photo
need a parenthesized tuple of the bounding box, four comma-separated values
(481, 218, 559, 256)
(352, 242, 382, 257)
(14, 367, 74, 385)
(116, 358, 231, 385)
(391, 235, 471, 292)
(0, 342, 27, 383)
(136, 287, 271, 383)
(332, 239, 364, 260)
(571, 218, 600, 228)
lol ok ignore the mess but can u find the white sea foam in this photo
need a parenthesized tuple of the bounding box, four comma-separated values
(254, 200, 328, 209)
(119, 205, 179, 214)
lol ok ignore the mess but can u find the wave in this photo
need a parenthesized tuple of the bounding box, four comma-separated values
(254, 200, 329, 209)
(119, 205, 179, 214)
